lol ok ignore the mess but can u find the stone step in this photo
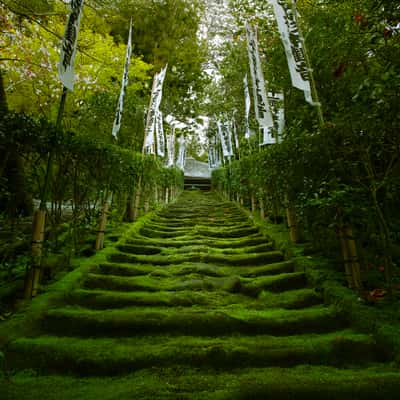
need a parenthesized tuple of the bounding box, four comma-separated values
(66, 287, 321, 310)
(3, 365, 400, 399)
(116, 242, 274, 257)
(126, 236, 268, 249)
(107, 249, 284, 266)
(92, 260, 294, 279)
(66, 288, 253, 309)
(40, 305, 345, 337)
(6, 330, 383, 376)
(83, 270, 306, 295)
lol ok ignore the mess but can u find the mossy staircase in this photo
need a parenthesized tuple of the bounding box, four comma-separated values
(3, 191, 400, 399)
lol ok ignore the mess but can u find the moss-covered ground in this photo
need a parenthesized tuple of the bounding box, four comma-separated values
(1, 191, 400, 399)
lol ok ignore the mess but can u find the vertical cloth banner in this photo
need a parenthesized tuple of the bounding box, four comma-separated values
(156, 110, 165, 157)
(268, 91, 285, 141)
(246, 23, 275, 145)
(58, 0, 84, 91)
(166, 127, 175, 167)
(112, 18, 133, 138)
(217, 120, 234, 158)
(143, 65, 168, 151)
(268, 0, 318, 105)
(243, 74, 252, 139)
(232, 118, 239, 151)
(176, 135, 186, 170)
(208, 135, 222, 169)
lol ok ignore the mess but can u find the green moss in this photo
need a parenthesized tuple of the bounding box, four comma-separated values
(3, 190, 400, 399)
(258, 288, 322, 309)
(66, 289, 210, 308)
(3, 365, 400, 400)
(241, 272, 308, 296)
(38, 304, 344, 337)
(6, 330, 381, 375)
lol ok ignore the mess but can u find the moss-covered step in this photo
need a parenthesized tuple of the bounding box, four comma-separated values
(258, 288, 323, 309)
(82, 269, 305, 295)
(240, 272, 308, 295)
(173, 260, 295, 278)
(6, 330, 384, 376)
(140, 222, 195, 232)
(149, 217, 251, 227)
(65, 288, 321, 311)
(138, 227, 193, 239)
(116, 244, 162, 255)
(39, 305, 345, 337)
(89, 260, 294, 280)
(125, 235, 268, 249)
(193, 225, 259, 238)
(3, 365, 400, 400)
(166, 242, 274, 256)
(65, 289, 259, 309)
(107, 249, 284, 266)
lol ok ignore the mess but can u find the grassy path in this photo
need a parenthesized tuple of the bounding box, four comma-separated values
(2, 191, 400, 399)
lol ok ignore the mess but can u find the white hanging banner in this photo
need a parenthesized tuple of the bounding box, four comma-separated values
(246, 25, 259, 125)
(214, 135, 222, 167)
(176, 135, 186, 170)
(208, 148, 214, 169)
(156, 110, 165, 157)
(166, 128, 175, 167)
(143, 65, 168, 151)
(232, 118, 239, 151)
(243, 74, 252, 139)
(208, 135, 222, 169)
(277, 107, 285, 140)
(268, 91, 285, 142)
(217, 120, 234, 158)
(58, 0, 84, 91)
(268, 0, 318, 106)
(246, 23, 275, 145)
(112, 18, 133, 138)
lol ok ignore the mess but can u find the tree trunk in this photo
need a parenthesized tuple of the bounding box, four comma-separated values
(286, 204, 302, 243)
(124, 192, 135, 222)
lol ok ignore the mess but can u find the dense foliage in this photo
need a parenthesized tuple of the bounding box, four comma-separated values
(0, 0, 196, 294)
(212, 0, 400, 292)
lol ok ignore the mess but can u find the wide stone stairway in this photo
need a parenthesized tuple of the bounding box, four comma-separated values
(3, 191, 400, 399)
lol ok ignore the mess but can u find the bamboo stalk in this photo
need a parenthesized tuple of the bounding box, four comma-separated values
(24, 209, 46, 298)
(259, 197, 265, 219)
(251, 193, 256, 213)
(133, 176, 143, 220)
(144, 185, 150, 213)
(165, 187, 169, 204)
(95, 199, 110, 251)
(337, 226, 355, 288)
(154, 186, 159, 205)
(343, 226, 362, 290)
